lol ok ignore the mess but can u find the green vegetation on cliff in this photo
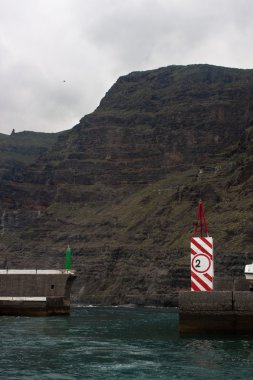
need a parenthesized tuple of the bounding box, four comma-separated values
(0, 130, 59, 164)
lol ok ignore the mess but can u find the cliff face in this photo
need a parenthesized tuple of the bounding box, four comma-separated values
(1, 64, 253, 305)
(44, 65, 251, 184)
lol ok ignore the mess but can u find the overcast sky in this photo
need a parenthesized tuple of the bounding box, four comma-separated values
(0, 0, 253, 135)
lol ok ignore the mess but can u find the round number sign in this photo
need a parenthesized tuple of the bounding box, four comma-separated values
(191, 254, 211, 274)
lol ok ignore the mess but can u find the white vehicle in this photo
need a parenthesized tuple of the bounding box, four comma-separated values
(245, 263, 253, 286)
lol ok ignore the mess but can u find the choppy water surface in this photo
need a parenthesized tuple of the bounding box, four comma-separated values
(1, 306, 253, 379)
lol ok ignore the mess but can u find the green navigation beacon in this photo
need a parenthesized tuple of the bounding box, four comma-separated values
(65, 245, 72, 271)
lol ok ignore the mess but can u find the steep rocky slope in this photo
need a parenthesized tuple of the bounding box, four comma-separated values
(0, 130, 60, 182)
(0, 64, 253, 305)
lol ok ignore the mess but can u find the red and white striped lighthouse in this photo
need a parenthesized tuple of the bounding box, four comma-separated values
(191, 200, 214, 291)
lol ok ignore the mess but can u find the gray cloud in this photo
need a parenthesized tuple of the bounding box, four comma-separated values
(0, 0, 253, 134)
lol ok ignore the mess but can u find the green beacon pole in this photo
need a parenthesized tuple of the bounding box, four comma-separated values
(65, 245, 72, 271)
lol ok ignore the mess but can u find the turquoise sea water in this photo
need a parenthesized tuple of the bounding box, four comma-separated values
(1, 306, 253, 379)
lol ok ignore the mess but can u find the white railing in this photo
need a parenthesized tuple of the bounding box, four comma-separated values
(0, 269, 75, 275)
(0, 297, 46, 301)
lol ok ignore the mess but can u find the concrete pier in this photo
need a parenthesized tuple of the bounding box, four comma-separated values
(179, 277, 253, 333)
(0, 270, 76, 316)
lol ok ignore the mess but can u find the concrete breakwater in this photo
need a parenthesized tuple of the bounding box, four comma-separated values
(179, 277, 253, 333)
(0, 269, 76, 316)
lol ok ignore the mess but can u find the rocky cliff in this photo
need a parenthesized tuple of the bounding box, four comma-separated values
(0, 64, 253, 306)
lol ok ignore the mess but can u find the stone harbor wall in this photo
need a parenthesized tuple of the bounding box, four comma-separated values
(179, 276, 253, 333)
